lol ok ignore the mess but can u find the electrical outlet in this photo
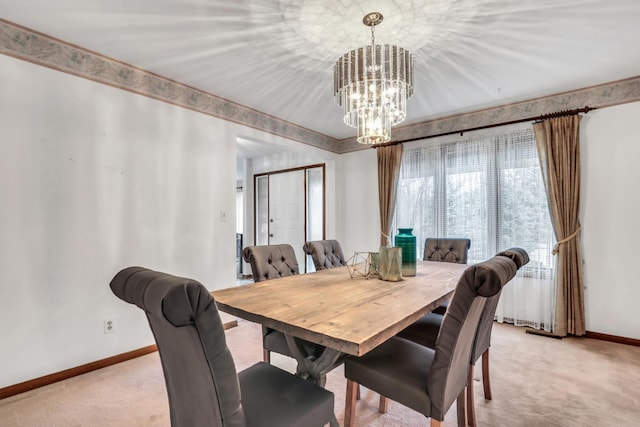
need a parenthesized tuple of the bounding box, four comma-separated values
(104, 318, 115, 334)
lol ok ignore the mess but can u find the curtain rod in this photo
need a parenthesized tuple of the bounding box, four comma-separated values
(374, 106, 595, 148)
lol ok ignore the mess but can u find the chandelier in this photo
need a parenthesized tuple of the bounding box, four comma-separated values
(334, 12, 415, 145)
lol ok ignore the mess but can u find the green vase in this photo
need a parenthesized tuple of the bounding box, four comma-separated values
(394, 228, 417, 277)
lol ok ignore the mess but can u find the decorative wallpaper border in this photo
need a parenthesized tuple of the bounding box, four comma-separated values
(0, 19, 337, 152)
(336, 76, 640, 153)
(2, 18, 639, 155)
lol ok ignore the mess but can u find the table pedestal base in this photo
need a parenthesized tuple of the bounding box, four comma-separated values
(285, 335, 343, 426)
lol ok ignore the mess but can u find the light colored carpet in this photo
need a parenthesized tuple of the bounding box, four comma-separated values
(1, 320, 640, 426)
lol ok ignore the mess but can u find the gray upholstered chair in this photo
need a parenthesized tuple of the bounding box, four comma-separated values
(396, 247, 529, 426)
(110, 266, 334, 427)
(303, 240, 347, 271)
(343, 255, 518, 427)
(242, 244, 300, 282)
(242, 244, 302, 363)
(424, 238, 471, 315)
(423, 237, 471, 264)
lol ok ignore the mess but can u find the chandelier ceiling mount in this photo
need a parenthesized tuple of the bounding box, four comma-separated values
(362, 11, 384, 27)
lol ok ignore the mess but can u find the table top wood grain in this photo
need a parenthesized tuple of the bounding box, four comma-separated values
(212, 261, 468, 356)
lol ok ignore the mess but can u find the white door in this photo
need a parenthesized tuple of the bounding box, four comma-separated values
(269, 170, 306, 272)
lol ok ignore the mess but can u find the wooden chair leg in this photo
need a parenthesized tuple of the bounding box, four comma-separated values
(430, 418, 444, 427)
(456, 387, 468, 427)
(482, 348, 492, 400)
(378, 395, 389, 414)
(467, 365, 477, 427)
(263, 348, 270, 363)
(356, 384, 361, 400)
(344, 379, 359, 427)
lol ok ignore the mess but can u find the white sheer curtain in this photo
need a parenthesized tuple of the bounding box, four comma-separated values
(394, 125, 555, 331)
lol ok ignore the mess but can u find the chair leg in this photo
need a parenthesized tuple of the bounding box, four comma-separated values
(356, 385, 361, 400)
(263, 348, 270, 364)
(467, 365, 477, 427)
(456, 387, 468, 427)
(430, 419, 444, 427)
(378, 395, 389, 414)
(344, 380, 358, 427)
(482, 348, 492, 400)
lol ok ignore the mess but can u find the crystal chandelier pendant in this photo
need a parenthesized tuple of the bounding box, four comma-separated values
(334, 12, 414, 144)
(357, 106, 391, 145)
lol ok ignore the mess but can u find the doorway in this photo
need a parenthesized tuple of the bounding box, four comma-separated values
(254, 164, 325, 273)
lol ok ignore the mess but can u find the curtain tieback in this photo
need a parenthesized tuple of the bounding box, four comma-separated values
(552, 225, 581, 255)
(381, 231, 390, 246)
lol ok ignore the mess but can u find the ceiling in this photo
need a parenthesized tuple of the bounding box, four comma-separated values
(2, 0, 640, 146)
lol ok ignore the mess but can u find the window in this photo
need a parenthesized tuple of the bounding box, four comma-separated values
(394, 126, 555, 330)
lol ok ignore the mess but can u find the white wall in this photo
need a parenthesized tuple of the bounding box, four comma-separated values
(335, 149, 380, 256)
(0, 54, 294, 387)
(581, 102, 640, 339)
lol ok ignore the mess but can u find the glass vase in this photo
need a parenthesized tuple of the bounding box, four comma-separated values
(378, 246, 403, 282)
(394, 227, 417, 277)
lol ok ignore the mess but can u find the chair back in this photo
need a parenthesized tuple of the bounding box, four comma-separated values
(427, 255, 518, 420)
(471, 247, 530, 362)
(243, 244, 299, 282)
(302, 240, 347, 271)
(495, 247, 530, 270)
(423, 238, 471, 264)
(110, 267, 245, 427)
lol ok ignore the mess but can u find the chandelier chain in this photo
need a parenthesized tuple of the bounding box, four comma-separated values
(371, 25, 375, 49)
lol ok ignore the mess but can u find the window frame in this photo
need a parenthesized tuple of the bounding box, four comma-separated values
(393, 125, 554, 279)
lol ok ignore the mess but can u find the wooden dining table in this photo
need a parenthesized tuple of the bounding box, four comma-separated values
(213, 260, 467, 368)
